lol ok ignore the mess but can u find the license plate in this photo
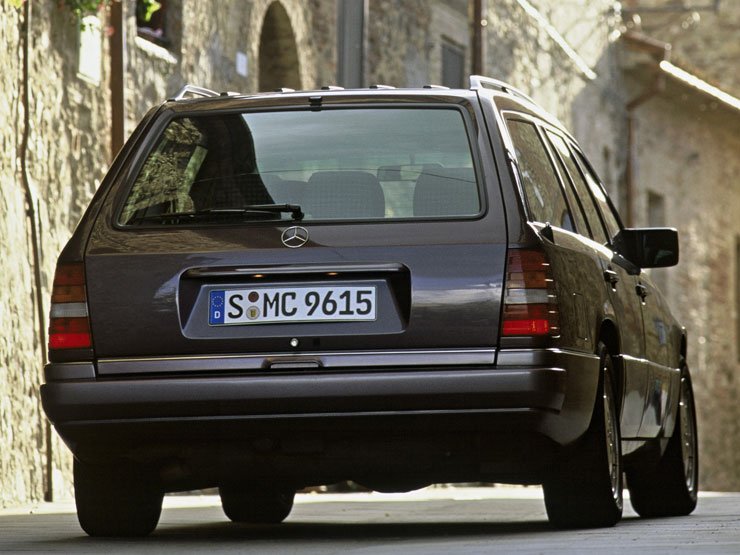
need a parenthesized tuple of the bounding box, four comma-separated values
(208, 286, 376, 325)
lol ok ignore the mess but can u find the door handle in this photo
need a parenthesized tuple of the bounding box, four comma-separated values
(603, 269, 619, 287)
(636, 283, 649, 301)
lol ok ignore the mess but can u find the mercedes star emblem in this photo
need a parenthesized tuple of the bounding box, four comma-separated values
(281, 226, 309, 248)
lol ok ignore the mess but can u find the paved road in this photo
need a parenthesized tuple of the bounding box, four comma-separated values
(2, 487, 739, 554)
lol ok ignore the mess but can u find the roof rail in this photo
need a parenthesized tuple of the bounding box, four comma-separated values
(469, 75, 537, 105)
(369, 84, 396, 89)
(168, 85, 221, 101)
(320, 85, 345, 91)
(423, 84, 449, 89)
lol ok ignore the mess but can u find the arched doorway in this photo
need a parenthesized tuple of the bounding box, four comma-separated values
(258, 2, 301, 91)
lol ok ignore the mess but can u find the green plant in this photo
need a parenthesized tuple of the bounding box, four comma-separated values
(62, 0, 108, 19)
(60, 0, 161, 21)
(59, 0, 161, 31)
(137, 0, 161, 22)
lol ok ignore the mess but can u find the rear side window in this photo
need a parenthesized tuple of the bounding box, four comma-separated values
(573, 150, 622, 240)
(546, 133, 608, 244)
(506, 119, 574, 232)
(546, 132, 593, 239)
(118, 108, 481, 226)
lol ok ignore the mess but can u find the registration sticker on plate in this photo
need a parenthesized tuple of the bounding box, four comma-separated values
(208, 286, 376, 325)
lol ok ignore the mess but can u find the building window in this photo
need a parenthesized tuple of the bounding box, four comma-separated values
(441, 41, 465, 88)
(136, 0, 167, 46)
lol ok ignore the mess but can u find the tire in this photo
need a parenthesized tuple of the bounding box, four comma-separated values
(219, 485, 295, 524)
(74, 459, 163, 537)
(626, 365, 698, 517)
(543, 342, 623, 528)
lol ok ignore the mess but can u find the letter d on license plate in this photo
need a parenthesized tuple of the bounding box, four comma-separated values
(209, 286, 376, 326)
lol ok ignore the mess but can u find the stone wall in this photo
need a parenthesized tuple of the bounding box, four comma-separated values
(629, 81, 740, 489)
(365, 1, 469, 88)
(366, 0, 433, 86)
(485, 0, 740, 489)
(0, 2, 39, 508)
(122, 0, 468, 125)
(2, 0, 739, 507)
(123, 0, 183, 138)
(625, 0, 740, 97)
(0, 0, 338, 507)
(123, 0, 335, 131)
(484, 0, 628, 203)
(307, 0, 338, 89)
(1, 0, 111, 506)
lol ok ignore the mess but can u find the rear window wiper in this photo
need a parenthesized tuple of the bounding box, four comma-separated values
(128, 203, 304, 225)
(236, 204, 304, 220)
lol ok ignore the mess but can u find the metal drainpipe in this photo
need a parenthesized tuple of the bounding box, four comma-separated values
(471, 0, 484, 75)
(624, 36, 670, 227)
(20, 0, 53, 502)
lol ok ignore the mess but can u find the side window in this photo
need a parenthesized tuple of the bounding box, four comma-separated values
(506, 119, 575, 232)
(544, 131, 591, 239)
(547, 134, 608, 244)
(573, 149, 621, 240)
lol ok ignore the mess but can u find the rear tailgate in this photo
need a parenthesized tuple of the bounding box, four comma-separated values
(83, 92, 508, 373)
(85, 221, 506, 364)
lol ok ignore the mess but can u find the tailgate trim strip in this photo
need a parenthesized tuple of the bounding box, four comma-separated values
(96, 349, 496, 376)
(185, 262, 406, 278)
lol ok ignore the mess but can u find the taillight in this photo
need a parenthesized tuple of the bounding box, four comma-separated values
(502, 249, 560, 337)
(49, 263, 92, 350)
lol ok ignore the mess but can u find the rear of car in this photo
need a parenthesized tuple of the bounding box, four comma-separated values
(41, 82, 694, 536)
(46, 88, 571, 459)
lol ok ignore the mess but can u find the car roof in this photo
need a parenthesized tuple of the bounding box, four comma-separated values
(161, 76, 568, 135)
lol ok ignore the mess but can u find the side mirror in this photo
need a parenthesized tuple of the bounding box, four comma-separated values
(613, 227, 679, 268)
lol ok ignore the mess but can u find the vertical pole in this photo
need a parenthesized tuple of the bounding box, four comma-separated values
(337, 0, 366, 88)
(471, 0, 483, 75)
(110, 1, 125, 160)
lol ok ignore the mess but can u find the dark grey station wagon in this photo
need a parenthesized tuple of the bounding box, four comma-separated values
(42, 76, 698, 536)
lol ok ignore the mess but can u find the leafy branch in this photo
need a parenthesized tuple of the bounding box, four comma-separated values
(59, 0, 161, 20)
(61, 0, 109, 19)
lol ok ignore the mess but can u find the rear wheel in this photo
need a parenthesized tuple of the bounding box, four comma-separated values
(219, 485, 295, 523)
(543, 343, 623, 528)
(74, 459, 163, 537)
(626, 365, 698, 517)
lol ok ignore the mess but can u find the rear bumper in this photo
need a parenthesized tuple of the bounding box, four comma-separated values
(42, 348, 599, 448)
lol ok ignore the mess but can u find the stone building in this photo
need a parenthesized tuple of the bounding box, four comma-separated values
(1, 1, 111, 505)
(620, 29, 740, 488)
(1, 0, 738, 506)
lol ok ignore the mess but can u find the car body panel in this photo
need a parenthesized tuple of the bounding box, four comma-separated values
(488, 93, 683, 443)
(42, 82, 687, 492)
(85, 215, 508, 361)
(41, 347, 599, 486)
(83, 94, 509, 361)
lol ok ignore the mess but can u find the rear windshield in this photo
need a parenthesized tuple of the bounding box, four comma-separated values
(118, 107, 481, 226)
